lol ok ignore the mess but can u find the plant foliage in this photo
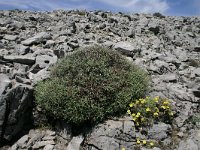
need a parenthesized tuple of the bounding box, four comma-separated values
(35, 46, 149, 126)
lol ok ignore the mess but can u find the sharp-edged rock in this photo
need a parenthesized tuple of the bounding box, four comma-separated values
(114, 41, 137, 57)
(21, 32, 51, 46)
(3, 55, 35, 65)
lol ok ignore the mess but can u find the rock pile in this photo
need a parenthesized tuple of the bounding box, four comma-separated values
(0, 10, 200, 150)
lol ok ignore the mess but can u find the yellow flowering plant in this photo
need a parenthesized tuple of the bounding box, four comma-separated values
(127, 96, 175, 128)
(125, 96, 175, 149)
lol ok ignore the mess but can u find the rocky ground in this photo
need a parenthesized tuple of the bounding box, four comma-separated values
(0, 10, 200, 150)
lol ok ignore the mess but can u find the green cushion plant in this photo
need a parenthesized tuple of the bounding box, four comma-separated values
(35, 46, 149, 126)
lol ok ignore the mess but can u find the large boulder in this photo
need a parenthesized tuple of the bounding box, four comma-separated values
(0, 83, 33, 142)
(114, 41, 138, 57)
(0, 74, 11, 138)
(84, 117, 137, 150)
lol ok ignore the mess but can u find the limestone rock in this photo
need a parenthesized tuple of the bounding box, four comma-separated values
(1, 83, 33, 141)
(66, 135, 84, 150)
(114, 41, 137, 57)
(21, 32, 51, 46)
(3, 55, 35, 65)
(3, 35, 17, 41)
(148, 122, 172, 141)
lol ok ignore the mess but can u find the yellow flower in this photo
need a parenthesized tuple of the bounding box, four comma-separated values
(163, 101, 169, 105)
(136, 112, 141, 118)
(141, 99, 146, 104)
(127, 110, 131, 114)
(136, 139, 141, 144)
(132, 113, 136, 117)
(129, 103, 133, 107)
(153, 112, 159, 117)
(146, 108, 151, 112)
(150, 141, 154, 147)
(122, 148, 125, 150)
(169, 112, 174, 116)
(166, 106, 170, 109)
(141, 118, 145, 122)
(143, 140, 147, 145)
(161, 106, 166, 109)
(133, 117, 137, 121)
(136, 122, 139, 126)
(154, 96, 159, 102)
(135, 100, 139, 105)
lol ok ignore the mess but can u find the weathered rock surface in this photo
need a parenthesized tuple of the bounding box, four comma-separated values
(0, 10, 199, 150)
(7, 129, 68, 150)
(3, 55, 35, 65)
(177, 130, 200, 150)
(66, 135, 84, 150)
(84, 117, 137, 150)
(21, 32, 51, 46)
(1, 83, 33, 141)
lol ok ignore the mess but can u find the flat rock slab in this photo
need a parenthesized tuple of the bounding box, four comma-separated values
(3, 35, 17, 41)
(85, 118, 136, 150)
(43, 144, 54, 150)
(114, 41, 136, 57)
(3, 55, 35, 65)
(148, 122, 172, 140)
(66, 135, 84, 150)
(21, 32, 51, 46)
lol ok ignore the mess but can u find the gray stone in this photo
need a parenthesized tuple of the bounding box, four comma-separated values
(15, 45, 30, 55)
(43, 144, 54, 150)
(0, 74, 11, 137)
(17, 135, 29, 148)
(0, 74, 11, 95)
(9, 143, 18, 150)
(192, 68, 200, 77)
(162, 74, 178, 83)
(11, 63, 29, 78)
(21, 32, 51, 46)
(2, 84, 33, 141)
(30, 54, 57, 73)
(85, 118, 136, 150)
(27, 130, 45, 147)
(66, 135, 84, 150)
(44, 40, 55, 48)
(45, 130, 56, 136)
(173, 47, 188, 62)
(4, 35, 17, 41)
(114, 41, 136, 57)
(15, 76, 31, 84)
(178, 139, 198, 150)
(28, 68, 50, 85)
(102, 41, 114, 48)
(32, 141, 55, 149)
(141, 147, 161, 150)
(148, 122, 171, 140)
(42, 135, 55, 141)
(0, 95, 6, 138)
(3, 55, 35, 65)
(153, 60, 170, 74)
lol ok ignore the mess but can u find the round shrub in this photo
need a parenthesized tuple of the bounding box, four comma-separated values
(35, 46, 149, 126)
